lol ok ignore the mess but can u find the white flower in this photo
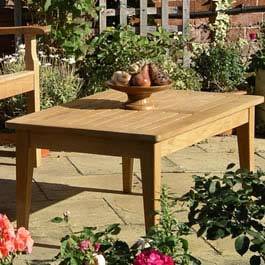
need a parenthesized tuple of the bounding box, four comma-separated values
(63, 210, 70, 218)
(38, 51, 44, 55)
(18, 44, 25, 49)
(178, 31, 183, 35)
(131, 238, 151, 249)
(93, 254, 105, 265)
(42, 63, 52, 67)
(62, 58, 68, 62)
(18, 49, 25, 54)
(49, 54, 55, 58)
(68, 57, 76, 64)
(9, 58, 17, 63)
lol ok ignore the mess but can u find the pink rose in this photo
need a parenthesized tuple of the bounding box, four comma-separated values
(249, 32, 257, 41)
(2, 227, 15, 241)
(0, 241, 11, 257)
(14, 227, 34, 253)
(134, 249, 174, 265)
(94, 243, 101, 252)
(0, 214, 13, 232)
(79, 240, 91, 252)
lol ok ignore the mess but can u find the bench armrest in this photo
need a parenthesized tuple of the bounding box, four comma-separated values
(0, 26, 50, 36)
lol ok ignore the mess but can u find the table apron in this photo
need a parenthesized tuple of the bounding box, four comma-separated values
(161, 108, 249, 156)
(29, 132, 153, 158)
(22, 108, 249, 159)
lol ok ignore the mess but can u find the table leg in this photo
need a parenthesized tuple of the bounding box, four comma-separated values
(26, 90, 41, 168)
(237, 107, 255, 171)
(140, 144, 161, 232)
(122, 157, 134, 193)
(16, 130, 34, 229)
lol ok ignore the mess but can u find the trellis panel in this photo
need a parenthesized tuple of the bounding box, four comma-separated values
(99, 0, 187, 35)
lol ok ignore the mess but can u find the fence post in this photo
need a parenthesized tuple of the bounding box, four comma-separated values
(99, 0, 107, 33)
(120, 0, 127, 26)
(140, 0, 148, 36)
(183, 0, 190, 67)
(161, 0, 169, 30)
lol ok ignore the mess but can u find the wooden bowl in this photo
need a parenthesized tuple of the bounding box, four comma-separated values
(105, 81, 172, 111)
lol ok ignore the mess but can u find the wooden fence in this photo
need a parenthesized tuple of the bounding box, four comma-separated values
(99, 0, 190, 36)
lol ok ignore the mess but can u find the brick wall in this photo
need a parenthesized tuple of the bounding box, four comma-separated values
(156, 0, 265, 42)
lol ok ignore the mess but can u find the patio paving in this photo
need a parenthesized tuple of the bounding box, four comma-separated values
(0, 135, 265, 264)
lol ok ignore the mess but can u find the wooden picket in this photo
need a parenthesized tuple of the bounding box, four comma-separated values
(99, 0, 190, 36)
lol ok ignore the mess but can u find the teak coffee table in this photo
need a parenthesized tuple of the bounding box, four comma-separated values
(6, 89, 264, 231)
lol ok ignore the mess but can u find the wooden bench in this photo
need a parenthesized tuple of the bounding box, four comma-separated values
(0, 26, 49, 165)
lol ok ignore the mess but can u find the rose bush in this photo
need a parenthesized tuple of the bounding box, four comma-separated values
(54, 186, 200, 265)
(133, 249, 174, 265)
(0, 214, 33, 265)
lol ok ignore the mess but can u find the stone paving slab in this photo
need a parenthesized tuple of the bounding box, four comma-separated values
(29, 193, 122, 229)
(34, 174, 142, 201)
(1, 136, 265, 264)
(66, 154, 182, 175)
(167, 149, 265, 173)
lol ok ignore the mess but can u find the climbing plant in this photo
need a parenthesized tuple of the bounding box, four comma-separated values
(211, 0, 233, 44)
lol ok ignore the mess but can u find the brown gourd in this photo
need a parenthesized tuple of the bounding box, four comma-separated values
(130, 64, 151, 87)
(149, 63, 171, 86)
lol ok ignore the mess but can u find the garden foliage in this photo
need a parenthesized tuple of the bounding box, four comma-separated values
(26, 0, 98, 59)
(249, 24, 265, 71)
(53, 186, 200, 265)
(78, 26, 201, 96)
(194, 44, 246, 92)
(180, 164, 265, 265)
(0, 49, 82, 127)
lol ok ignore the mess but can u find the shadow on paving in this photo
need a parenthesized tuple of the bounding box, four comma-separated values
(0, 178, 142, 221)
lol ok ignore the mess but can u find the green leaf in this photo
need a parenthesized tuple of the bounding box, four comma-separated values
(105, 224, 121, 235)
(70, 257, 79, 265)
(226, 163, 236, 170)
(60, 239, 68, 256)
(180, 238, 189, 252)
(250, 255, 261, 265)
(51, 216, 64, 223)
(44, 0, 52, 11)
(197, 225, 207, 237)
(207, 227, 226, 240)
(235, 235, 250, 256)
(209, 181, 217, 194)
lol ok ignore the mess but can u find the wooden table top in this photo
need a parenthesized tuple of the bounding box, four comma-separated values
(6, 89, 264, 142)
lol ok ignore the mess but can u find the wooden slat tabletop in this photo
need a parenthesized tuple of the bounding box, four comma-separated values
(6, 89, 264, 142)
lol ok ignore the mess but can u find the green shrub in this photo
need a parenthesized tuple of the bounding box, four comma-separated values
(180, 164, 265, 265)
(39, 57, 82, 109)
(0, 51, 82, 127)
(53, 186, 200, 265)
(194, 44, 246, 92)
(249, 25, 265, 71)
(78, 26, 201, 96)
(26, 0, 98, 59)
